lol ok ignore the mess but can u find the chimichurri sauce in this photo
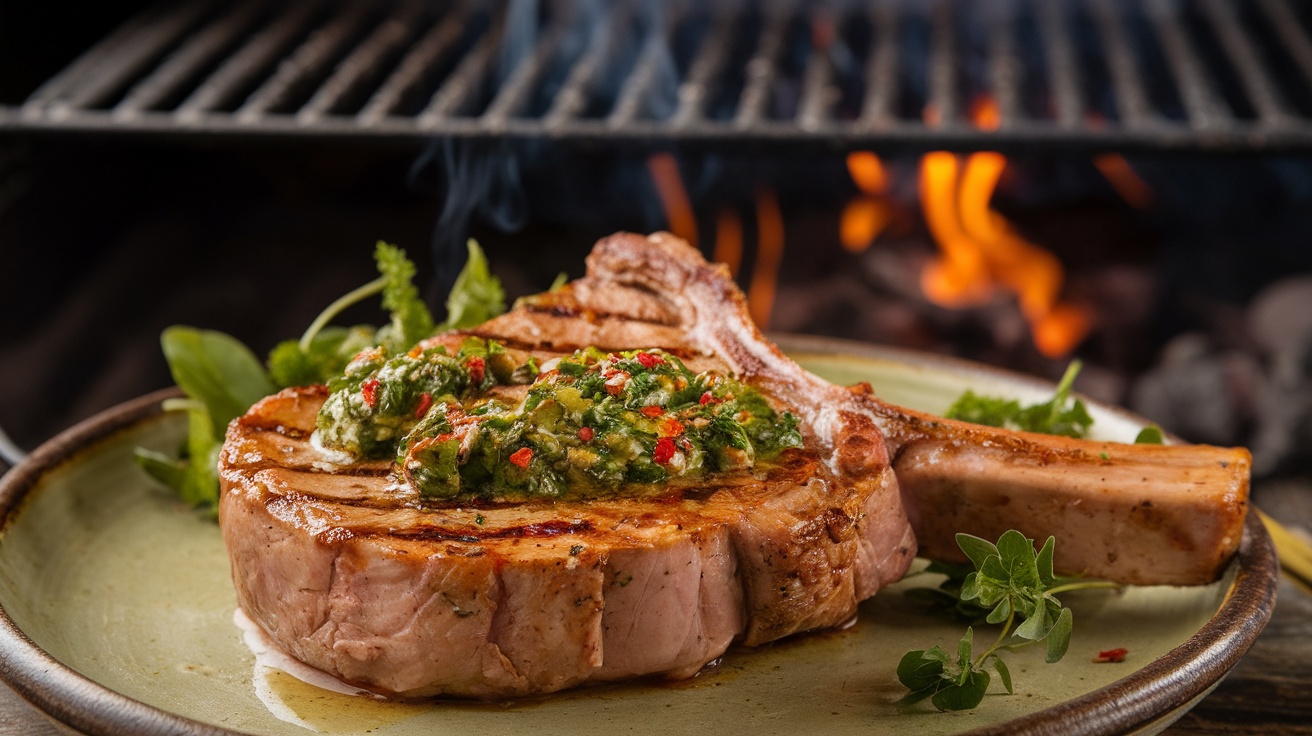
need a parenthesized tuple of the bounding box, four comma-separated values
(316, 340, 803, 502)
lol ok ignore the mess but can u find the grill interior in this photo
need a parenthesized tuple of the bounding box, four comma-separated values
(7, 0, 1312, 151)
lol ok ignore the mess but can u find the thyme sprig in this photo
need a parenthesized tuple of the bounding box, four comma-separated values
(897, 531, 1117, 711)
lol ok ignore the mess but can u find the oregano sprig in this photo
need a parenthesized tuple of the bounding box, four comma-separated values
(897, 530, 1117, 711)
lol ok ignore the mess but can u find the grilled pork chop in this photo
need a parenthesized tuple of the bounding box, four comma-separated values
(220, 232, 914, 698)
(219, 231, 1249, 700)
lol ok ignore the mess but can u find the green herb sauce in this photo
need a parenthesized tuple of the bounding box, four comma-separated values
(316, 343, 803, 502)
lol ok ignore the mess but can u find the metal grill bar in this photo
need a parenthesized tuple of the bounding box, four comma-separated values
(670, 11, 735, 127)
(927, 0, 961, 127)
(1256, 0, 1312, 95)
(544, 5, 633, 126)
(986, 0, 1022, 129)
(858, 2, 900, 129)
(483, 14, 572, 128)
(236, 3, 375, 120)
(10, 0, 1312, 152)
(418, 26, 499, 125)
(608, 7, 681, 127)
(1087, 0, 1155, 128)
(297, 1, 425, 123)
(1145, 0, 1232, 129)
(30, 1, 214, 119)
(112, 1, 264, 119)
(733, 10, 790, 127)
(174, 1, 323, 120)
(1198, 0, 1292, 124)
(356, 9, 470, 125)
(797, 29, 836, 130)
(1036, 0, 1083, 128)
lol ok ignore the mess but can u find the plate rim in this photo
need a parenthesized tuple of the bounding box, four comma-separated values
(0, 342, 1280, 736)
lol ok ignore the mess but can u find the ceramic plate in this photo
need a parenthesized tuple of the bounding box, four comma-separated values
(0, 337, 1278, 736)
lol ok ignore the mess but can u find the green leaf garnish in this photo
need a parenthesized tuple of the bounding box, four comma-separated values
(1134, 425, 1165, 444)
(138, 328, 271, 514)
(139, 240, 507, 512)
(376, 241, 437, 353)
(438, 239, 505, 331)
(945, 360, 1093, 438)
(160, 327, 275, 436)
(898, 531, 1117, 711)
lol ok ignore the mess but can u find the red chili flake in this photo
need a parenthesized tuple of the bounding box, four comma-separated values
(699, 391, 716, 406)
(467, 356, 486, 383)
(414, 392, 433, 418)
(1092, 648, 1128, 663)
(577, 426, 595, 442)
(640, 405, 664, 418)
(508, 447, 533, 468)
(636, 352, 665, 369)
(361, 379, 380, 408)
(653, 437, 677, 465)
(659, 417, 685, 437)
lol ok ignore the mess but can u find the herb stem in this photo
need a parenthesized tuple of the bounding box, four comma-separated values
(974, 604, 1015, 669)
(299, 276, 386, 352)
(1046, 580, 1120, 596)
(161, 397, 206, 413)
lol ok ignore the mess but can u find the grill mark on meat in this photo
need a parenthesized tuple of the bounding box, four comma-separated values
(375, 519, 595, 544)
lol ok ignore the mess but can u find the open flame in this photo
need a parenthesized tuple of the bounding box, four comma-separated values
(646, 154, 782, 327)
(648, 106, 1144, 358)
(847, 98, 1096, 358)
(841, 152, 895, 253)
(647, 153, 698, 247)
(1094, 153, 1154, 211)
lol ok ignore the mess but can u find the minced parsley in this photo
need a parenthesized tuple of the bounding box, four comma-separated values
(316, 345, 804, 502)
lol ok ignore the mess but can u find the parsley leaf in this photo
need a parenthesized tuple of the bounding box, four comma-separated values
(268, 241, 501, 389)
(945, 360, 1093, 438)
(139, 241, 506, 513)
(438, 239, 504, 330)
(897, 531, 1116, 711)
(1134, 425, 1165, 444)
(376, 241, 436, 353)
(133, 327, 274, 513)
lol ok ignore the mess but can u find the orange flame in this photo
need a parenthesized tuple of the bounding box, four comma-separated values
(916, 97, 1091, 358)
(847, 151, 889, 195)
(647, 153, 698, 246)
(748, 188, 784, 327)
(1094, 154, 1153, 210)
(713, 208, 743, 277)
(841, 152, 894, 253)
(646, 158, 781, 327)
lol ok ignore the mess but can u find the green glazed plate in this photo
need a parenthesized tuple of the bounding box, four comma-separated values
(0, 337, 1278, 736)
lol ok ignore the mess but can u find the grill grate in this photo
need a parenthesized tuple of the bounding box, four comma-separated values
(7, 0, 1312, 152)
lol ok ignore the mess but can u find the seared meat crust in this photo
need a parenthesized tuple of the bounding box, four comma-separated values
(219, 232, 915, 698)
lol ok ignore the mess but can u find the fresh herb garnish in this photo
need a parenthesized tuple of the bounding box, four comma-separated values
(134, 328, 274, 510)
(136, 240, 506, 512)
(440, 239, 505, 332)
(945, 360, 1093, 438)
(1134, 425, 1165, 444)
(897, 531, 1116, 711)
